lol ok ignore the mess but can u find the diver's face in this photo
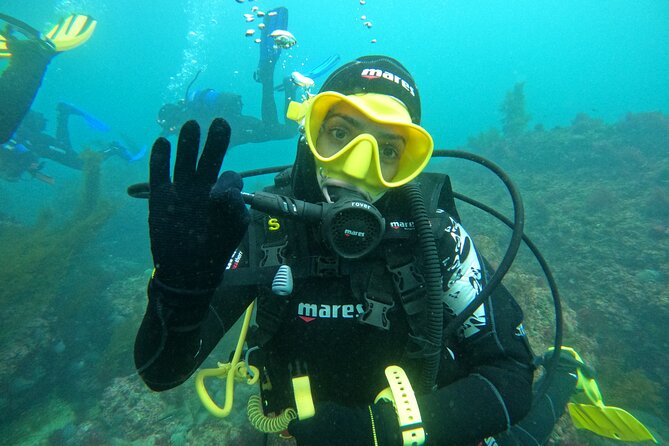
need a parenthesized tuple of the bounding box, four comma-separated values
(316, 102, 406, 181)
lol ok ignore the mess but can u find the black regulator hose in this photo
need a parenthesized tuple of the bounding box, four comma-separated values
(453, 191, 563, 404)
(125, 166, 291, 200)
(433, 151, 526, 344)
(401, 183, 443, 394)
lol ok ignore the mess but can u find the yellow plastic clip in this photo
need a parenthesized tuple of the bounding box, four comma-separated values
(285, 96, 316, 124)
(291, 374, 315, 420)
(0, 35, 9, 57)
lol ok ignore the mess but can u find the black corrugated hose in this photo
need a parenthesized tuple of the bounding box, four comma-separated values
(401, 183, 444, 394)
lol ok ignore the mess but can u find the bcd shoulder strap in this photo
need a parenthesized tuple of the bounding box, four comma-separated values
(414, 172, 461, 222)
(357, 172, 459, 332)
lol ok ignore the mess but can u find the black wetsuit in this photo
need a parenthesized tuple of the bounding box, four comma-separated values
(160, 60, 297, 147)
(13, 105, 84, 171)
(134, 173, 557, 445)
(0, 38, 55, 144)
(183, 81, 296, 148)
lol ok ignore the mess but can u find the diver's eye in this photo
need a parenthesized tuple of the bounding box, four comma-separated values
(379, 144, 402, 163)
(331, 127, 348, 141)
(321, 120, 353, 147)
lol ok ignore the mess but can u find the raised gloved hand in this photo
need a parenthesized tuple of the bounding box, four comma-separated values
(149, 118, 249, 293)
(287, 401, 400, 446)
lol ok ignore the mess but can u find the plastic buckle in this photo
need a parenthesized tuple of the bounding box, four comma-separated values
(313, 256, 340, 277)
(388, 261, 424, 293)
(388, 261, 425, 316)
(260, 241, 288, 267)
(359, 295, 394, 330)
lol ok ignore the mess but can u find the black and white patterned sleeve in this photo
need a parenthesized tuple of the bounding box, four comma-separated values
(438, 215, 487, 339)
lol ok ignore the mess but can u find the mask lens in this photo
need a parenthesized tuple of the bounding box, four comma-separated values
(305, 92, 433, 186)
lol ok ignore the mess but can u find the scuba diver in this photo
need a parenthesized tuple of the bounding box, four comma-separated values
(1, 103, 142, 183)
(132, 55, 657, 445)
(0, 13, 97, 144)
(157, 7, 298, 146)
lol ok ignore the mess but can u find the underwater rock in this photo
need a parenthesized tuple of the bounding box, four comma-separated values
(634, 268, 662, 283)
(0, 317, 51, 385)
(100, 375, 184, 442)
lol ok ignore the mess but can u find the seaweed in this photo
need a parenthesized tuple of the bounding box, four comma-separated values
(0, 150, 116, 344)
(500, 82, 531, 138)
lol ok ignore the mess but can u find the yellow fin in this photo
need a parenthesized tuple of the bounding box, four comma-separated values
(0, 34, 9, 57)
(45, 14, 96, 52)
(568, 403, 658, 443)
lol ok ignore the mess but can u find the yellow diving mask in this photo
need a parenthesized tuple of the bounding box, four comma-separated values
(287, 92, 434, 202)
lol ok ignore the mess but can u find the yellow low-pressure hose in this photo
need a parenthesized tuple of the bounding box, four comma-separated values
(195, 266, 302, 432)
(247, 394, 297, 433)
(195, 301, 259, 417)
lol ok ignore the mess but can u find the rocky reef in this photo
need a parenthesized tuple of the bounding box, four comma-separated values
(460, 91, 669, 444)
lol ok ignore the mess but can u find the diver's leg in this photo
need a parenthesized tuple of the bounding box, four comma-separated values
(0, 36, 55, 143)
(492, 351, 582, 446)
(56, 102, 75, 151)
(256, 7, 288, 126)
(38, 144, 84, 170)
(260, 72, 278, 126)
(496, 373, 576, 445)
(273, 76, 298, 138)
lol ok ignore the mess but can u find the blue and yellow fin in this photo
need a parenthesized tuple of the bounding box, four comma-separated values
(45, 14, 96, 52)
(0, 13, 95, 57)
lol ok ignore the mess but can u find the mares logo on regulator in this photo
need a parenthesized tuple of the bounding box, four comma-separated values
(344, 229, 365, 238)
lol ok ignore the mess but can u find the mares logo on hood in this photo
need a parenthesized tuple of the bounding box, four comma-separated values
(360, 68, 416, 97)
(319, 56, 422, 124)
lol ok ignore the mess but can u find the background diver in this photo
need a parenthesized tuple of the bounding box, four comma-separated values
(0, 12, 96, 145)
(132, 55, 656, 445)
(1, 103, 144, 183)
(156, 7, 339, 148)
(157, 7, 296, 146)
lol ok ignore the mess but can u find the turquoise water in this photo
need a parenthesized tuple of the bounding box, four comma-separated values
(1, 1, 668, 444)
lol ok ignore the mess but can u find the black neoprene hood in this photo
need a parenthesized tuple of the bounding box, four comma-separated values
(319, 55, 422, 124)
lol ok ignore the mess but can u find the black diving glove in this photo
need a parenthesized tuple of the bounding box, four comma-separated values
(148, 118, 250, 294)
(287, 401, 401, 446)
